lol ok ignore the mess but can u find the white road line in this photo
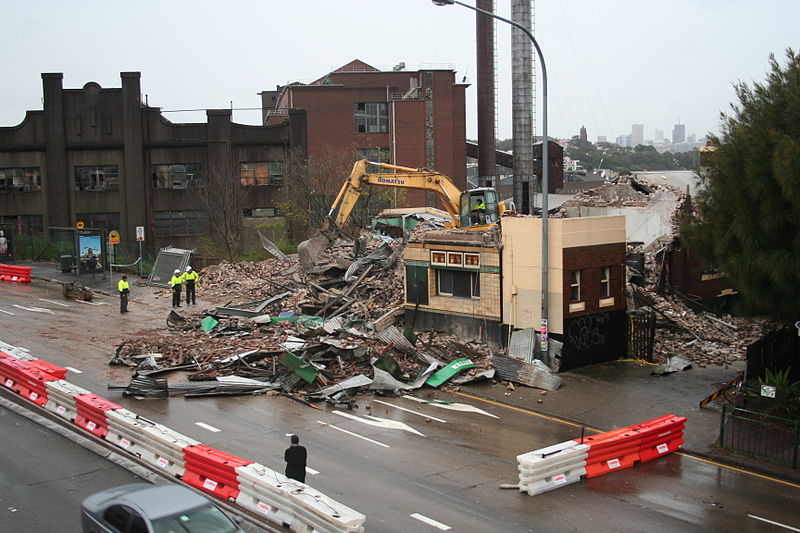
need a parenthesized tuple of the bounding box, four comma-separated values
(316, 420, 390, 448)
(748, 514, 800, 532)
(195, 422, 221, 433)
(39, 298, 69, 307)
(0, 309, 14, 315)
(402, 395, 499, 418)
(65, 366, 83, 374)
(410, 513, 451, 530)
(373, 399, 447, 423)
(332, 410, 426, 437)
(76, 300, 107, 306)
(305, 466, 319, 475)
(12, 304, 55, 315)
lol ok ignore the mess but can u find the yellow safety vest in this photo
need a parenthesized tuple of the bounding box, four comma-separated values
(183, 271, 199, 283)
(170, 275, 183, 288)
(118, 279, 129, 292)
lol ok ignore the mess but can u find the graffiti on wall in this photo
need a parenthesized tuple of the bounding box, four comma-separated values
(567, 313, 611, 350)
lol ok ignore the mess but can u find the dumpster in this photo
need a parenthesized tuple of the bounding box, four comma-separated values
(59, 255, 74, 273)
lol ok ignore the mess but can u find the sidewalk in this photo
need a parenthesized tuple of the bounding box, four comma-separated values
(23, 260, 800, 484)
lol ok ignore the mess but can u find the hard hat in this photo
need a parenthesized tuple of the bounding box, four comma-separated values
(186, 266, 192, 271)
(174, 269, 180, 274)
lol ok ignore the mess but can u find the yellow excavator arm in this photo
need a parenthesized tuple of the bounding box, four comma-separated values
(326, 159, 463, 230)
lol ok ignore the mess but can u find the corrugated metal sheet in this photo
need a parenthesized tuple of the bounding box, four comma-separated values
(509, 328, 537, 363)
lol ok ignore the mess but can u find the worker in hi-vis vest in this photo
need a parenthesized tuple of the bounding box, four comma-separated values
(183, 265, 199, 305)
(170, 269, 183, 308)
(118, 275, 130, 313)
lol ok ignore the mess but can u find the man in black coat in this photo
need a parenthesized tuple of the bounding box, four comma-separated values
(284, 434, 307, 483)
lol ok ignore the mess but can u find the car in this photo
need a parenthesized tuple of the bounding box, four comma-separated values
(81, 483, 245, 533)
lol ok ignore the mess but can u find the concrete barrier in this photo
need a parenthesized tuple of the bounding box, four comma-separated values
(517, 441, 588, 496)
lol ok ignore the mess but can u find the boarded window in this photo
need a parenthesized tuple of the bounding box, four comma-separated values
(406, 266, 429, 305)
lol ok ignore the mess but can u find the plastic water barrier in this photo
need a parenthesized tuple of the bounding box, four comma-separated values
(517, 441, 589, 496)
(0, 264, 32, 283)
(236, 463, 366, 533)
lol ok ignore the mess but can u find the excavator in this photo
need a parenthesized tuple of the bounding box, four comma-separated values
(297, 159, 508, 267)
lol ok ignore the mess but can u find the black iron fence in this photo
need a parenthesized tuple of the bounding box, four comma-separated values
(719, 405, 800, 468)
(627, 310, 656, 361)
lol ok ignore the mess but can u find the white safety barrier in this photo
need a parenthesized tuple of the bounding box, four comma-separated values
(236, 463, 366, 533)
(0, 341, 36, 360)
(44, 379, 91, 422)
(517, 440, 589, 496)
(105, 407, 199, 479)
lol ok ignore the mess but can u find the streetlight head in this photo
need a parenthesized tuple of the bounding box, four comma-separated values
(432, 0, 455, 5)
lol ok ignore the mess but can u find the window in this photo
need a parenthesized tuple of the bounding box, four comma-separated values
(354, 102, 388, 133)
(154, 211, 206, 236)
(0, 215, 43, 235)
(406, 265, 429, 305)
(76, 213, 121, 232)
(102, 505, 133, 531)
(570, 270, 581, 301)
(600, 266, 611, 298)
(240, 161, 283, 186)
(355, 148, 390, 163)
(75, 165, 119, 191)
(243, 207, 278, 217)
(437, 269, 480, 299)
(0, 167, 41, 192)
(152, 163, 203, 189)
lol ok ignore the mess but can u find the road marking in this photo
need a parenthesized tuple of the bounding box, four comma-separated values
(403, 395, 499, 418)
(195, 422, 221, 433)
(410, 513, 451, 530)
(65, 366, 83, 374)
(748, 514, 800, 532)
(0, 309, 14, 315)
(12, 304, 54, 315)
(39, 298, 69, 307)
(305, 466, 319, 475)
(316, 420, 390, 448)
(76, 300, 107, 306)
(332, 410, 426, 437)
(374, 399, 447, 423)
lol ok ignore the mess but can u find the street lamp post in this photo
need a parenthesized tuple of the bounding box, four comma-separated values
(433, 0, 550, 354)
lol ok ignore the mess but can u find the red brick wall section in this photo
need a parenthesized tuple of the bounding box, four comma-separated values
(562, 243, 626, 317)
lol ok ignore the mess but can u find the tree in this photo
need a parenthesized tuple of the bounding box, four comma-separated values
(680, 49, 800, 321)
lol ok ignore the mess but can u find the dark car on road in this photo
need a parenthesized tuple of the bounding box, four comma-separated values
(81, 483, 244, 533)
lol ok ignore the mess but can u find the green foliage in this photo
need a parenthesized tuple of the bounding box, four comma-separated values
(748, 367, 800, 418)
(12, 233, 71, 261)
(563, 138, 696, 173)
(681, 49, 800, 321)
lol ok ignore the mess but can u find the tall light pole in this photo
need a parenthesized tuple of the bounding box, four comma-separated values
(432, 0, 550, 354)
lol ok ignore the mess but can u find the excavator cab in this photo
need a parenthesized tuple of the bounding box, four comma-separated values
(459, 188, 500, 228)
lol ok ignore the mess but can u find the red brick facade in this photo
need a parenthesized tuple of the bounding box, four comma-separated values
(562, 243, 626, 318)
(265, 61, 468, 208)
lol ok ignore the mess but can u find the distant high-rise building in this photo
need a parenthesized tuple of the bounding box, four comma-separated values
(672, 123, 686, 144)
(616, 135, 630, 147)
(688, 133, 696, 144)
(655, 129, 664, 142)
(597, 135, 607, 143)
(631, 124, 644, 147)
(579, 125, 587, 142)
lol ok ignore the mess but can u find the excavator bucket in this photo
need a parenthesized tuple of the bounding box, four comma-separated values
(297, 232, 331, 270)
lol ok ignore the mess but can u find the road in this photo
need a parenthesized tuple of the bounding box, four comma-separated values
(1, 280, 799, 532)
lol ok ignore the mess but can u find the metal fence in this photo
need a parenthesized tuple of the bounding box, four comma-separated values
(719, 405, 800, 468)
(627, 310, 655, 361)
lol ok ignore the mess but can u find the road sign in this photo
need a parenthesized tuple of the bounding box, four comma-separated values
(76, 221, 85, 229)
(135, 226, 145, 242)
(109, 230, 120, 245)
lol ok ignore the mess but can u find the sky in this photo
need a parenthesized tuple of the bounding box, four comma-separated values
(1, 1, 798, 143)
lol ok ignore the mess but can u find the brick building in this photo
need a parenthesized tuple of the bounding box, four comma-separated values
(262, 60, 468, 208)
(0, 72, 306, 252)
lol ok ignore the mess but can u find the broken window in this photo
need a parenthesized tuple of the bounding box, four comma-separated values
(0, 215, 42, 234)
(243, 207, 278, 218)
(600, 266, 610, 298)
(437, 269, 480, 299)
(354, 102, 388, 133)
(240, 161, 283, 186)
(75, 165, 119, 191)
(355, 147, 390, 164)
(154, 210, 206, 236)
(570, 270, 581, 301)
(152, 163, 204, 189)
(0, 167, 41, 193)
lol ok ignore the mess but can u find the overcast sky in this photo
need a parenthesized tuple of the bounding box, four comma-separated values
(1, 1, 797, 143)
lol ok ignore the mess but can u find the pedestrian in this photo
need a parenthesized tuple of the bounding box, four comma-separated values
(118, 275, 130, 313)
(284, 434, 307, 483)
(183, 265, 199, 305)
(170, 268, 183, 308)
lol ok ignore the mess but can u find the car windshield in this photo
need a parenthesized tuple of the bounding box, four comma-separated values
(150, 503, 239, 533)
